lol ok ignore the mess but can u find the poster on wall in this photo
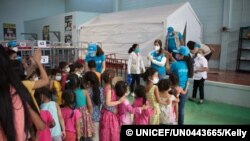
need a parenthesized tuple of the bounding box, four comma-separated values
(3, 23, 16, 40)
(65, 15, 72, 46)
(43, 25, 50, 41)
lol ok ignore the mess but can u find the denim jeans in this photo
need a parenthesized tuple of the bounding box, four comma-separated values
(178, 90, 188, 125)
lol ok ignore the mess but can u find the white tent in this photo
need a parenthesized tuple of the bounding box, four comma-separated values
(79, 2, 202, 62)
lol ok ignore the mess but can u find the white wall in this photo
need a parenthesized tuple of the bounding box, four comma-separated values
(0, 0, 65, 40)
(65, 0, 113, 13)
(24, 11, 99, 45)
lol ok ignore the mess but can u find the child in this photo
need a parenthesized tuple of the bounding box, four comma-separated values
(59, 61, 70, 91)
(67, 73, 94, 140)
(37, 110, 55, 141)
(83, 71, 103, 141)
(169, 73, 189, 121)
(143, 68, 167, 125)
(100, 69, 126, 141)
(50, 69, 63, 105)
(61, 90, 81, 141)
(190, 49, 208, 104)
(35, 87, 66, 141)
(133, 85, 154, 125)
(88, 60, 101, 83)
(158, 79, 179, 125)
(115, 81, 143, 125)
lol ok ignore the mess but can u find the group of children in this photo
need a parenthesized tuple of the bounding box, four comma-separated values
(30, 57, 189, 141)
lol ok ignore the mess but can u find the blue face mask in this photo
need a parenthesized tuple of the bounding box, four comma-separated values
(134, 48, 140, 53)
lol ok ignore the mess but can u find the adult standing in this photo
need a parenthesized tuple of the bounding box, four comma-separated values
(85, 43, 106, 73)
(189, 49, 208, 104)
(127, 43, 145, 95)
(148, 39, 167, 80)
(187, 40, 214, 61)
(165, 27, 184, 54)
(166, 46, 193, 125)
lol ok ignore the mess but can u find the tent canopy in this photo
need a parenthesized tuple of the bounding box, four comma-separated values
(79, 2, 202, 62)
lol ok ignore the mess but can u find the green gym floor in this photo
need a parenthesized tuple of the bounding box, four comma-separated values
(185, 100, 250, 125)
(128, 96, 250, 125)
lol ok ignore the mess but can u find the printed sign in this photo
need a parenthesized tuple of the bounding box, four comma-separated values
(3, 23, 16, 40)
(41, 56, 49, 64)
(37, 40, 47, 47)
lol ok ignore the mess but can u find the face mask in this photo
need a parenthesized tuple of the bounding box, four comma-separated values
(34, 77, 39, 81)
(151, 78, 159, 84)
(55, 75, 62, 81)
(155, 46, 160, 51)
(24, 70, 27, 76)
(134, 48, 140, 53)
(76, 72, 82, 78)
(197, 53, 203, 58)
(65, 67, 70, 73)
(90, 52, 96, 57)
(169, 32, 174, 36)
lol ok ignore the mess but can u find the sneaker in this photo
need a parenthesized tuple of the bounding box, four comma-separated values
(188, 97, 195, 102)
(198, 100, 204, 104)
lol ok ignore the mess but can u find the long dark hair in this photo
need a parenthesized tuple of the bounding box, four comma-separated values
(142, 68, 157, 82)
(102, 69, 115, 87)
(83, 71, 101, 108)
(66, 73, 81, 90)
(96, 45, 104, 56)
(134, 85, 147, 105)
(62, 90, 76, 118)
(154, 39, 163, 56)
(128, 44, 138, 54)
(0, 45, 39, 141)
(115, 81, 128, 97)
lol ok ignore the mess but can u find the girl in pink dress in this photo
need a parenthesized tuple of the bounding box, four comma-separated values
(99, 70, 126, 141)
(61, 90, 81, 141)
(115, 81, 143, 125)
(132, 85, 154, 125)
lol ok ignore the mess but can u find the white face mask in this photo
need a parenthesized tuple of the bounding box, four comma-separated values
(34, 77, 39, 81)
(151, 78, 159, 84)
(90, 52, 96, 57)
(155, 46, 160, 51)
(197, 53, 203, 58)
(76, 72, 82, 78)
(65, 67, 70, 73)
(55, 75, 62, 81)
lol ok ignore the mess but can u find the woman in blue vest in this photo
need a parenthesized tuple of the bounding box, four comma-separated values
(148, 39, 166, 80)
(166, 46, 193, 125)
(85, 43, 106, 73)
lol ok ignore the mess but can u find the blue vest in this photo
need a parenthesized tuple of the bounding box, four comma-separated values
(150, 51, 166, 75)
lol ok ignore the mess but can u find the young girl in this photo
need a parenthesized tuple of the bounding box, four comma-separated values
(50, 69, 63, 105)
(35, 87, 66, 141)
(67, 73, 94, 140)
(100, 69, 126, 141)
(37, 110, 55, 141)
(83, 71, 103, 141)
(61, 90, 81, 141)
(158, 79, 179, 125)
(169, 73, 189, 120)
(133, 85, 154, 125)
(143, 68, 167, 125)
(115, 81, 143, 125)
(0, 46, 45, 141)
(59, 61, 70, 91)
